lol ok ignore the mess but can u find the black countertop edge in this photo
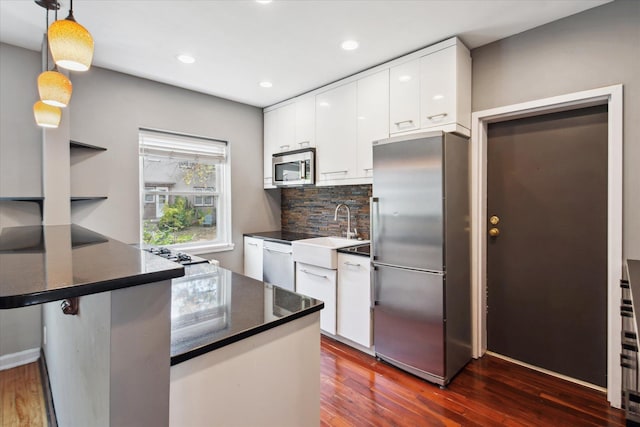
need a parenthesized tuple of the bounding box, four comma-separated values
(243, 230, 321, 244)
(0, 268, 184, 310)
(170, 301, 324, 366)
(337, 244, 371, 258)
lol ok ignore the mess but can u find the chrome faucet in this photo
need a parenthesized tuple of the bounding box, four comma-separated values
(334, 203, 356, 239)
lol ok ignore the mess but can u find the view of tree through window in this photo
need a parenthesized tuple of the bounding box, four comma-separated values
(139, 129, 231, 250)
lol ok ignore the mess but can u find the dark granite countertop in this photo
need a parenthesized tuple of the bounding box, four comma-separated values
(170, 263, 323, 365)
(244, 230, 320, 244)
(0, 224, 184, 309)
(627, 259, 640, 335)
(337, 243, 370, 258)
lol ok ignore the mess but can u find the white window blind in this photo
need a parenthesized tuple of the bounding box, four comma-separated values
(139, 129, 227, 164)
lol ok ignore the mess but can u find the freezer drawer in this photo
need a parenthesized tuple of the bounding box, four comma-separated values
(373, 264, 444, 378)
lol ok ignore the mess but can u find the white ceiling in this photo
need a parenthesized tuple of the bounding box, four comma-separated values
(0, 0, 611, 108)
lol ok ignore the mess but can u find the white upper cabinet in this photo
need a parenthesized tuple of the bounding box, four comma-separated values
(315, 82, 357, 184)
(389, 59, 420, 134)
(420, 44, 471, 132)
(294, 97, 316, 148)
(263, 37, 471, 187)
(263, 102, 298, 188)
(356, 70, 389, 178)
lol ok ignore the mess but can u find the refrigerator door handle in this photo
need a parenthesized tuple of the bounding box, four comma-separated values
(373, 262, 444, 275)
(370, 197, 379, 261)
(370, 264, 377, 308)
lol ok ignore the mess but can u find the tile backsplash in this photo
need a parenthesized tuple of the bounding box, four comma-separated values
(281, 185, 372, 239)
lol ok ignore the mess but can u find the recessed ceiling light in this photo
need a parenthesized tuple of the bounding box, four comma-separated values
(259, 81, 273, 88)
(432, 94, 444, 100)
(319, 101, 330, 108)
(256, 0, 272, 4)
(341, 40, 359, 51)
(177, 54, 195, 64)
(398, 75, 412, 82)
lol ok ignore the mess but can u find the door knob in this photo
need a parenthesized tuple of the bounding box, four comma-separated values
(489, 227, 500, 237)
(489, 215, 500, 225)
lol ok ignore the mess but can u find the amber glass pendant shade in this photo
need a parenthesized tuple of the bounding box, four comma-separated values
(38, 70, 72, 107)
(48, 14, 94, 72)
(33, 101, 62, 128)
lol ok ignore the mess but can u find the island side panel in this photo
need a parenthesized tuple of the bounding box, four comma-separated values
(110, 280, 171, 427)
(42, 280, 172, 427)
(170, 312, 321, 427)
(42, 292, 111, 426)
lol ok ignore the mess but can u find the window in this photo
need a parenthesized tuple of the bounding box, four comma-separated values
(139, 129, 233, 253)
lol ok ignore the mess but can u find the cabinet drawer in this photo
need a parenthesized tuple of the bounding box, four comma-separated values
(337, 254, 372, 348)
(296, 262, 337, 335)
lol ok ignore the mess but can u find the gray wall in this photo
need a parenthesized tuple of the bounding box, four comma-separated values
(68, 65, 280, 272)
(0, 43, 42, 359)
(471, 0, 640, 259)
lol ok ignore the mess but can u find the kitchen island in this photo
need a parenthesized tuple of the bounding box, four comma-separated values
(0, 224, 323, 427)
(169, 262, 323, 426)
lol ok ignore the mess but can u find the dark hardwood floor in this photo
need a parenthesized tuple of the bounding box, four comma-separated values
(320, 336, 625, 426)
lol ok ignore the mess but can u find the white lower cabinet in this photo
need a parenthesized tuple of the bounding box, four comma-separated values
(243, 237, 263, 280)
(296, 262, 337, 335)
(337, 254, 372, 348)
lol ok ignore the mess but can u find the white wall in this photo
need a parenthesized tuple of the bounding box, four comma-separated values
(0, 43, 42, 359)
(68, 66, 281, 272)
(471, 0, 640, 260)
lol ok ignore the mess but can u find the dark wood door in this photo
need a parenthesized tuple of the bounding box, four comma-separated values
(486, 105, 608, 387)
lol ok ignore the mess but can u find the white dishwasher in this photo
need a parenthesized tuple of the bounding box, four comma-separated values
(262, 241, 295, 291)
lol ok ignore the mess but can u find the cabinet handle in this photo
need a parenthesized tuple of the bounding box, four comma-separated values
(300, 269, 328, 279)
(264, 248, 292, 255)
(426, 113, 448, 120)
(321, 170, 348, 175)
(363, 168, 373, 171)
(279, 145, 290, 150)
(394, 119, 414, 127)
(343, 261, 361, 267)
(248, 242, 258, 247)
(298, 141, 310, 147)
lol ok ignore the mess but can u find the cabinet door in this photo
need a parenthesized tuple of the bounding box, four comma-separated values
(243, 237, 263, 280)
(337, 254, 372, 348)
(263, 105, 295, 187)
(357, 70, 389, 178)
(295, 97, 315, 148)
(420, 46, 456, 130)
(296, 262, 337, 335)
(389, 59, 420, 134)
(315, 82, 357, 183)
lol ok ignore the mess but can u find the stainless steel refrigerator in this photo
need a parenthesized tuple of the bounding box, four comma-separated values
(371, 131, 471, 386)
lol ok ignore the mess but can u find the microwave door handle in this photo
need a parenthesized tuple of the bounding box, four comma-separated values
(300, 160, 306, 179)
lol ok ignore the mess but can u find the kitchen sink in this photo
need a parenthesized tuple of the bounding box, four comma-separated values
(292, 237, 367, 269)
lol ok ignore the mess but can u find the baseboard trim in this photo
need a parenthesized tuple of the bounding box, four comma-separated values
(486, 351, 606, 393)
(39, 349, 58, 427)
(0, 347, 40, 371)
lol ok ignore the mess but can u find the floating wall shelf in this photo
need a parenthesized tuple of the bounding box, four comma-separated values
(0, 197, 44, 217)
(69, 140, 107, 151)
(70, 197, 108, 202)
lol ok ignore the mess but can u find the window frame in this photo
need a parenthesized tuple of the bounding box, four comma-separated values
(139, 128, 234, 254)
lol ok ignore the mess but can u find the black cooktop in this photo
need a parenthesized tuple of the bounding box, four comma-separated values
(337, 243, 370, 257)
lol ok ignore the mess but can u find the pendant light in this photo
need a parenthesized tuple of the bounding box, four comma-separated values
(37, 2, 73, 108)
(34, 0, 64, 128)
(33, 100, 62, 128)
(48, 0, 94, 72)
(38, 67, 72, 107)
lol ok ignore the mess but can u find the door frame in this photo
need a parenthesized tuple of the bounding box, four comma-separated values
(470, 84, 623, 407)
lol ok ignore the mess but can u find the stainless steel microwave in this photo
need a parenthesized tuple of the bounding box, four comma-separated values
(272, 148, 315, 187)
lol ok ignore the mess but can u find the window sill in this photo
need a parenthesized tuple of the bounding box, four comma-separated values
(177, 242, 235, 255)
